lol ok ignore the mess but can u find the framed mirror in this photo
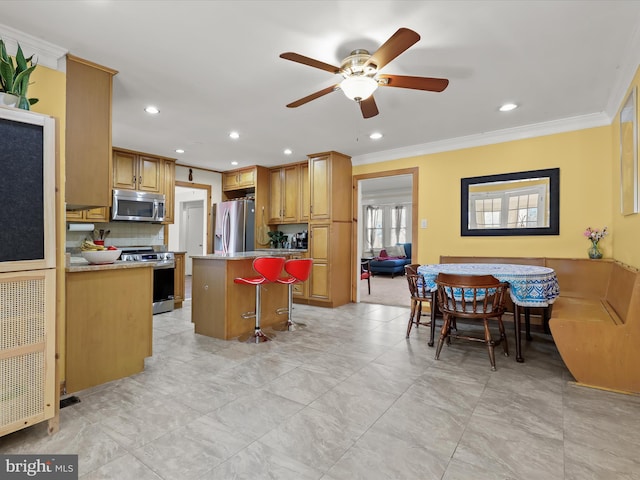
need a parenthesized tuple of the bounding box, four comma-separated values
(461, 168, 560, 236)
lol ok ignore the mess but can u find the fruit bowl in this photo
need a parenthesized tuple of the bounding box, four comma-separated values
(81, 249, 122, 265)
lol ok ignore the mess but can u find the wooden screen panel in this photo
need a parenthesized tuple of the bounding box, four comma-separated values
(0, 270, 55, 436)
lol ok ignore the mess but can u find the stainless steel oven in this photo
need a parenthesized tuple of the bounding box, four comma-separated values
(120, 248, 175, 314)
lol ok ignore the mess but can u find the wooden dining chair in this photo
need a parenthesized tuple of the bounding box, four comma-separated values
(405, 264, 433, 338)
(434, 272, 510, 370)
(361, 259, 372, 295)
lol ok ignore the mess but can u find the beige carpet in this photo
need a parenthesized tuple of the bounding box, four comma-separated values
(359, 273, 413, 308)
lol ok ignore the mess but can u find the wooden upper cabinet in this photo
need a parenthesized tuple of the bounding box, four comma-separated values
(299, 162, 310, 221)
(65, 55, 118, 209)
(268, 168, 283, 223)
(309, 155, 330, 221)
(223, 167, 256, 191)
(66, 207, 109, 223)
(282, 165, 299, 223)
(112, 150, 137, 190)
(268, 164, 299, 223)
(112, 149, 162, 193)
(112, 147, 176, 223)
(138, 156, 162, 192)
(162, 159, 176, 224)
(309, 151, 352, 223)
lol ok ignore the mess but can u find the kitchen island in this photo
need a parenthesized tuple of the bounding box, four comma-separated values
(191, 251, 295, 340)
(65, 259, 153, 393)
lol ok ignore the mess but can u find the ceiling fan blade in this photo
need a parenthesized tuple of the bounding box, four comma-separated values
(286, 84, 339, 108)
(365, 28, 420, 71)
(279, 52, 340, 74)
(378, 74, 449, 92)
(360, 96, 379, 118)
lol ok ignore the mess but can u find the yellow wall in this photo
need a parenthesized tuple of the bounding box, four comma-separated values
(612, 66, 640, 269)
(354, 126, 613, 265)
(27, 64, 67, 387)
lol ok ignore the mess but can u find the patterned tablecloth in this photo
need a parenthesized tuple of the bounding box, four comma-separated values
(416, 263, 560, 308)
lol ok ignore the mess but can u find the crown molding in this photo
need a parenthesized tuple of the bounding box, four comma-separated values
(0, 24, 67, 71)
(351, 112, 611, 166)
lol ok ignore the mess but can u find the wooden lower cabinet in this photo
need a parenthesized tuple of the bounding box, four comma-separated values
(309, 262, 330, 299)
(289, 252, 309, 299)
(65, 266, 153, 393)
(306, 222, 351, 307)
(173, 252, 185, 308)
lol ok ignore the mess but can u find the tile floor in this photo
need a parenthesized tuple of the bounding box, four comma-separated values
(2, 301, 640, 479)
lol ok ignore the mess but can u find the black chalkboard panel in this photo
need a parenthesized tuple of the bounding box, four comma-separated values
(0, 117, 45, 262)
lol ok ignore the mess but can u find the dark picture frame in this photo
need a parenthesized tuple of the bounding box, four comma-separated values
(461, 168, 560, 236)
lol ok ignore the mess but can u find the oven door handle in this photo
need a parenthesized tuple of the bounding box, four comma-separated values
(154, 261, 175, 269)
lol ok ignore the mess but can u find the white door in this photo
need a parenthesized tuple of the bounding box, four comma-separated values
(184, 201, 204, 275)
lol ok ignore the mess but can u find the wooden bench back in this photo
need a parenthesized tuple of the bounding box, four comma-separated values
(605, 262, 640, 325)
(544, 258, 612, 299)
(439, 256, 545, 266)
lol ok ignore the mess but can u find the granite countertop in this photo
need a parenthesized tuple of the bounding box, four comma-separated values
(192, 249, 307, 260)
(66, 257, 155, 272)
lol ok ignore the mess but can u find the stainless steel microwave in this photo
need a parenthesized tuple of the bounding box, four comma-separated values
(112, 189, 165, 222)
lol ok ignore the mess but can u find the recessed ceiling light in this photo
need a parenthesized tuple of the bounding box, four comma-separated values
(175, 149, 185, 154)
(231, 161, 238, 166)
(499, 103, 518, 112)
(144, 105, 159, 114)
(229, 131, 240, 139)
(369, 132, 383, 140)
(284, 148, 292, 155)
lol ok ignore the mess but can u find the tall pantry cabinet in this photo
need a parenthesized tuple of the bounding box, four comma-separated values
(307, 151, 352, 307)
(0, 107, 57, 437)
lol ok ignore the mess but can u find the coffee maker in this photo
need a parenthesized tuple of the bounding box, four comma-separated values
(291, 230, 308, 249)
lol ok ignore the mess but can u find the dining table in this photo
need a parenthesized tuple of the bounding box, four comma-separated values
(416, 263, 560, 362)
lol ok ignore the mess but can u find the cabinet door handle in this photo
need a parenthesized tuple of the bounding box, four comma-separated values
(139, 176, 142, 184)
(133, 175, 136, 184)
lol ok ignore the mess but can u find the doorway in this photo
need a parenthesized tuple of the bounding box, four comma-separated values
(168, 181, 212, 300)
(352, 167, 418, 304)
(182, 200, 204, 275)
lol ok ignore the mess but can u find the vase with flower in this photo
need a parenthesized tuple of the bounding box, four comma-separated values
(584, 226, 607, 259)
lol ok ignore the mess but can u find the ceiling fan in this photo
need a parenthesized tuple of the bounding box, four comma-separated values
(280, 28, 449, 119)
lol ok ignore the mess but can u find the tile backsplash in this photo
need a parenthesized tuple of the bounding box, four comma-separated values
(66, 221, 165, 252)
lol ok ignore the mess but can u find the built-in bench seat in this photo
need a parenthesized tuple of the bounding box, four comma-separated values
(548, 259, 640, 393)
(439, 255, 640, 393)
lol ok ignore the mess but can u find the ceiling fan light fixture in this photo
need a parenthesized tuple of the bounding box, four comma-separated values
(340, 76, 378, 102)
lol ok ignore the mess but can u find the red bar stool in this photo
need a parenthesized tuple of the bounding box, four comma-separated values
(234, 256, 286, 343)
(276, 258, 313, 331)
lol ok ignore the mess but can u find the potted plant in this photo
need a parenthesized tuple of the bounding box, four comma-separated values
(0, 39, 38, 110)
(267, 230, 287, 249)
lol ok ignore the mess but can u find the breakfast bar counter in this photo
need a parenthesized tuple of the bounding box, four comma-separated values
(191, 252, 293, 340)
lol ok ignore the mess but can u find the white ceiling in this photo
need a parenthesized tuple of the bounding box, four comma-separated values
(2, 1, 640, 172)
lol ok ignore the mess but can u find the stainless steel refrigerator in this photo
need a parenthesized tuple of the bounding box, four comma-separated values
(213, 198, 255, 254)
